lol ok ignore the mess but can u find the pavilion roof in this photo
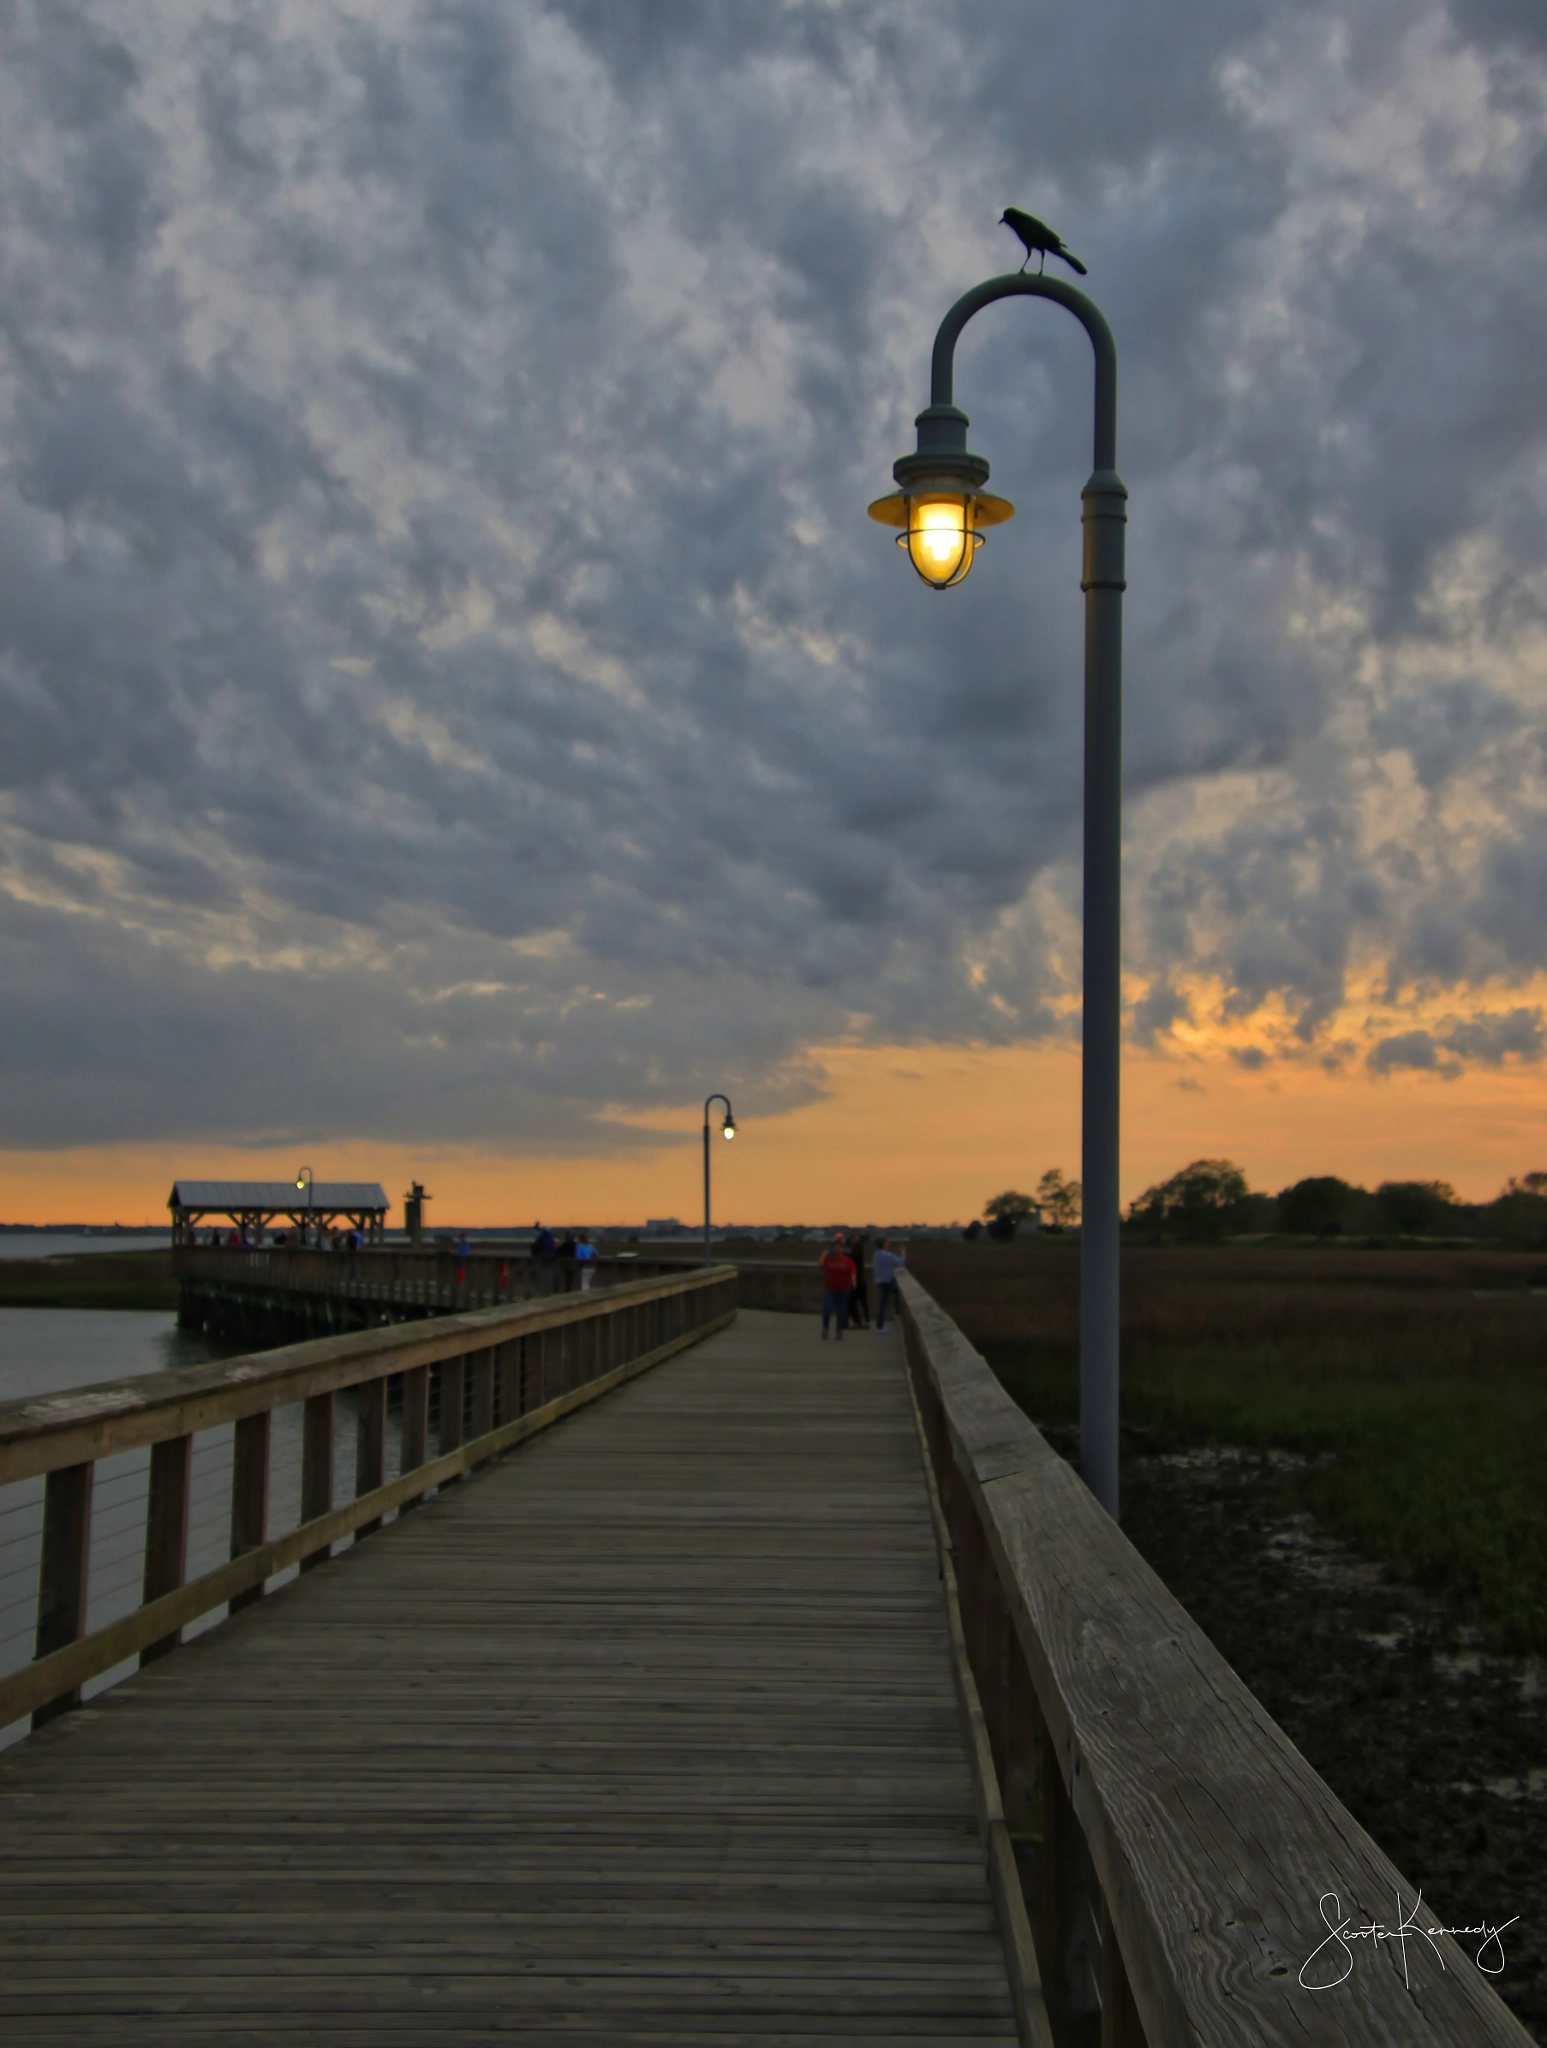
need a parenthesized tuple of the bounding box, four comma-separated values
(169, 1181, 389, 1214)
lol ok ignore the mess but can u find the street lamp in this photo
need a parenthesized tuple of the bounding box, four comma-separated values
(702, 1095, 736, 1265)
(870, 246, 1126, 1520)
(295, 1166, 314, 1247)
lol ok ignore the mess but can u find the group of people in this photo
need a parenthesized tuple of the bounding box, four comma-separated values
(530, 1224, 599, 1291)
(817, 1233, 906, 1340)
(205, 1223, 361, 1252)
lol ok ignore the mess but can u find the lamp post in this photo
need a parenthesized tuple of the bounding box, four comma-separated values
(702, 1095, 736, 1265)
(295, 1166, 314, 1247)
(870, 257, 1126, 1519)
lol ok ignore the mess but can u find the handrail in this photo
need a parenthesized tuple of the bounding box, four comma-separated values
(896, 1271, 1531, 2048)
(173, 1242, 834, 1322)
(0, 1267, 736, 1735)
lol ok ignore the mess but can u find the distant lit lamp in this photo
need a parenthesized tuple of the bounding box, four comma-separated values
(871, 250, 1127, 1523)
(295, 1165, 314, 1244)
(703, 1095, 736, 1265)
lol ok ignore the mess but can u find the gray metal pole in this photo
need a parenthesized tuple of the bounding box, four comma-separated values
(1080, 472, 1126, 1520)
(926, 273, 1125, 1518)
(702, 1094, 731, 1266)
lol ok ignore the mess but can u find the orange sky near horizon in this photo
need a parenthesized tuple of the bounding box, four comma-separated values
(5, 1038, 1545, 1227)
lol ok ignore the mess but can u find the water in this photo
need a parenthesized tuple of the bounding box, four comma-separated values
(0, 1307, 220, 1405)
(0, 1231, 170, 1262)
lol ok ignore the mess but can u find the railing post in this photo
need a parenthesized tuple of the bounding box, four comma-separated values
(439, 1358, 465, 1460)
(32, 1462, 93, 1728)
(469, 1352, 494, 1455)
(1039, 1716, 1102, 2031)
(230, 1411, 270, 1611)
(980, 1552, 1010, 1784)
(355, 1378, 386, 1536)
(400, 1366, 428, 1511)
(141, 1434, 192, 1663)
(1101, 1897, 1147, 2048)
(300, 1392, 334, 1570)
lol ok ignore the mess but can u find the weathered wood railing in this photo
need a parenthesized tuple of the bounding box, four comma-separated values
(0, 1266, 736, 1740)
(177, 1242, 832, 1327)
(898, 1271, 1531, 2048)
(176, 1242, 691, 1310)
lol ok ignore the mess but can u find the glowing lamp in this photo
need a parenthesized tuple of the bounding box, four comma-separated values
(869, 404, 1013, 589)
(722, 1116, 737, 1140)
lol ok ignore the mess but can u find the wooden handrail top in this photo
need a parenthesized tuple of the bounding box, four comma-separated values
(898, 1271, 1531, 2048)
(175, 1245, 827, 1274)
(0, 1265, 736, 1487)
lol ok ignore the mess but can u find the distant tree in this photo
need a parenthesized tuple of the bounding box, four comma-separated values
(1375, 1180, 1460, 1236)
(962, 1218, 983, 1241)
(1035, 1168, 1081, 1231)
(1276, 1176, 1359, 1238)
(1128, 1159, 1250, 1242)
(1488, 1176, 1547, 1247)
(984, 1191, 1037, 1241)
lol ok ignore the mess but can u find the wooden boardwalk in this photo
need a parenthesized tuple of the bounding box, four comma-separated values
(0, 1310, 1016, 2044)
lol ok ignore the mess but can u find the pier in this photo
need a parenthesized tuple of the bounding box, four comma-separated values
(0, 1269, 1531, 2044)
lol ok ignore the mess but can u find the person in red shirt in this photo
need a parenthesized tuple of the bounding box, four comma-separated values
(818, 1235, 857, 1340)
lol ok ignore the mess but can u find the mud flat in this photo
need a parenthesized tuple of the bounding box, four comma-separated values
(1040, 1422, 1547, 2039)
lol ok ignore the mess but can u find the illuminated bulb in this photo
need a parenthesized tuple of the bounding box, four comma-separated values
(904, 495, 977, 588)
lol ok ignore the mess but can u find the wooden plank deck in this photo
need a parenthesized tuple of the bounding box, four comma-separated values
(0, 1309, 1016, 2044)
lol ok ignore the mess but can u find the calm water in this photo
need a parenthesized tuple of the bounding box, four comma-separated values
(0, 1231, 170, 1261)
(0, 1307, 222, 1405)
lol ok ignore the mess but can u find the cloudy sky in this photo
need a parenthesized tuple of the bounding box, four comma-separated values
(3, 0, 1547, 1219)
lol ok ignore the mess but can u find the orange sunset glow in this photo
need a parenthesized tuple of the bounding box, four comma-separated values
(6, 1035, 1543, 1226)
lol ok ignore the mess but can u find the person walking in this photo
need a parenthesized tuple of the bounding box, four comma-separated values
(873, 1238, 906, 1332)
(532, 1221, 557, 1295)
(575, 1231, 597, 1291)
(818, 1235, 857, 1341)
(847, 1232, 872, 1330)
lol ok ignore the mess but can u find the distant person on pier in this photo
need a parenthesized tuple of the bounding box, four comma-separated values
(818, 1235, 857, 1341)
(873, 1239, 906, 1332)
(557, 1231, 578, 1292)
(575, 1231, 597, 1291)
(847, 1233, 872, 1330)
(456, 1232, 469, 1289)
(533, 1221, 557, 1295)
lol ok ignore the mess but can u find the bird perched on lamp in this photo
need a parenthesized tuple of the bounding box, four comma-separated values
(1000, 208, 1087, 277)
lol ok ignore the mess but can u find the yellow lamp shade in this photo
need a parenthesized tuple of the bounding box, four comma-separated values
(868, 488, 1015, 590)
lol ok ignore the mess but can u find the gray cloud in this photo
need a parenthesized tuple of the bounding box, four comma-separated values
(2, 0, 1547, 1151)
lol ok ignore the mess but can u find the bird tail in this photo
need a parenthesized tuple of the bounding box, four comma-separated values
(1065, 251, 1089, 276)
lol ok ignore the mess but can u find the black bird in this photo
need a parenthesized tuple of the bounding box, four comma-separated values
(1000, 208, 1087, 277)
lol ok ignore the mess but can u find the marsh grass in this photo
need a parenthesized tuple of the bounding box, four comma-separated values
(0, 1251, 177, 1311)
(909, 1241, 1547, 1652)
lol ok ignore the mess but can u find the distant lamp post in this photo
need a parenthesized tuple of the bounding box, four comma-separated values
(869, 242, 1127, 1521)
(703, 1095, 736, 1265)
(295, 1166, 314, 1245)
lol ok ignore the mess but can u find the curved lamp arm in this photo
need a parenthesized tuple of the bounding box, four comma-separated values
(929, 272, 1117, 473)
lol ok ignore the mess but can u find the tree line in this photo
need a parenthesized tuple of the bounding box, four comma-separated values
(975, 1162, 1547, 1244)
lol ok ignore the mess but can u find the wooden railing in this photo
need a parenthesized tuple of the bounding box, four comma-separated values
(177, 1243, 832, 1317)
(0, 1267, 736, 1739)
(897, 1271, 1531, 2048)
(175, 1242, 693, 1310)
